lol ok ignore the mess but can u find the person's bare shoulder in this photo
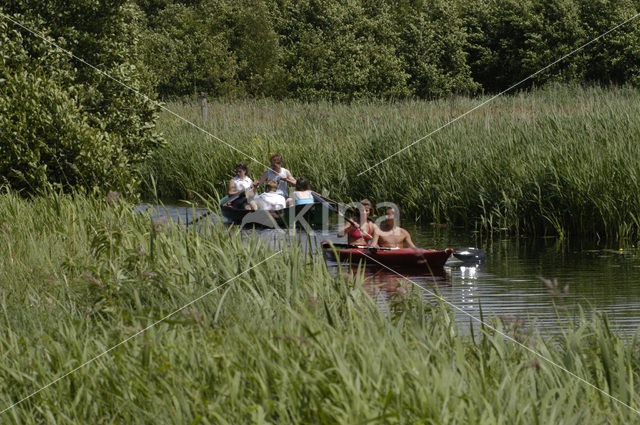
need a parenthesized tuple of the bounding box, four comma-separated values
(400, 228, 413, 240)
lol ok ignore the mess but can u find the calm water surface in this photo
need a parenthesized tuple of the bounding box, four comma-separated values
(140, 205, 640, 335)
(404, 223, 640, 336)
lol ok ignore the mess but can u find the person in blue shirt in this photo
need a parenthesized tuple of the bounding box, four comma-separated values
(287, 177, 314, 206)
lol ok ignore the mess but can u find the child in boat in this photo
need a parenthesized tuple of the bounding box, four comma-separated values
(338, 199, 375, 246)
(227, 162, 253, 209)
(253, 154, 296, 198)
(249, 180, 286, 211)
(371, 206, 416, 248)
(286, 177, 314, 207)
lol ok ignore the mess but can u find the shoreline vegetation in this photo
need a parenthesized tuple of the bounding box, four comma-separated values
(4, 2, 640, 422)
(1, 193, 639, 423)
(140, 84, 640, 240)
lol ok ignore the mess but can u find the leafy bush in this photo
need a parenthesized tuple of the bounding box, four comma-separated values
(0, 2, 162, 195)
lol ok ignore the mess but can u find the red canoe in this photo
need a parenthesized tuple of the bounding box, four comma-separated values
(321, 242, 453, 268)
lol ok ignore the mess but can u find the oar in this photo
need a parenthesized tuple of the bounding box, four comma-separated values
(311, 191, 373, 239)
(311, 192, 357, 213)
(224, 187, 250, 206)
(348, 244, 399, 251)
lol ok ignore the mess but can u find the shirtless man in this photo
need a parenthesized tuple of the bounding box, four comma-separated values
(371, 206, 416, 249)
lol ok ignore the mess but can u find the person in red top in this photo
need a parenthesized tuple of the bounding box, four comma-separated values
(338, 199, 375, 246)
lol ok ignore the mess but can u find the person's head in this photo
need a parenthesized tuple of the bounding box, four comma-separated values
(270, 154, 283, 169)
(357, 199, 373, 220)
(235, 162, 248, 177)
(265, 180, 278, 193)
(384, 206, 397, 228)
(295, 177, 309, 191)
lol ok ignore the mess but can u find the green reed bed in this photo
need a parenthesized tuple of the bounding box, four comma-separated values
(140, 84, 640, 239)
(0, 192, 639, 423)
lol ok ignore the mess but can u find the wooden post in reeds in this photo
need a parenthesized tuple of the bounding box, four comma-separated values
(199, 92, 208, 124)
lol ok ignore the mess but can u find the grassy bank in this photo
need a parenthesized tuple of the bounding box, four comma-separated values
(140, 84, 640, 239)
(1, 192, 639, 423)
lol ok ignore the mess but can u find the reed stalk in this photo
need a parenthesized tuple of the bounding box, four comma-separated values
(0, 192, 639, 423)
(139, 84, 640, 239)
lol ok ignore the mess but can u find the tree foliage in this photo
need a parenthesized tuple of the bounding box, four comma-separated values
(134, 0, 640, 99)
(138, 1, 239, 97)
(0, 1, 162, 195)
(2, 0, 640, 195)
(461, 0, 640, 91)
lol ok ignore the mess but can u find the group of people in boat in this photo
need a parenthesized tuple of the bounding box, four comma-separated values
(227, 153, 416, 249)
(338, 200, 416, 249)
(227, 154, 313, 211)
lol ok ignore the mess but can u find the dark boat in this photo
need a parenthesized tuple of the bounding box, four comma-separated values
(322, 242, 453, 268)
(220, 195, 333, 228)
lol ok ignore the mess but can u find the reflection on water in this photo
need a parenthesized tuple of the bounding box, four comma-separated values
(341, 266, 450, 318)
(138, 204, 640, 336)
(356, 266, 448, 295)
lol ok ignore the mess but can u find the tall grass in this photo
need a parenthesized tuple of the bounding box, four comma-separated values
(139, 84, 640, 239)
(1, 192, 640, 423)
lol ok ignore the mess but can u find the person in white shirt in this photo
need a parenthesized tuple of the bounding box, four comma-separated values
(227, 162, 254, 209)
(249, 180, 286, 211)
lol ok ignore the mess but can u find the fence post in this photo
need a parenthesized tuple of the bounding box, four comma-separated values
(199, 92, 208, 124)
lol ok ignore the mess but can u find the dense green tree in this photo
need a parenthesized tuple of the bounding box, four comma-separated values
(394, 0, 478, 97)
(229, 0, 285, 97)
(522, 0, 587, 84)
(138, 1, 240, 97)
(460, 0, 640, 91)
(461, 0, 539, 92)
(0, 1, 162, 194)
(576, 0, 640, 85)
(272, 0, 410, 100)
(135, 0, 640, 99)
(6, 0, 640, 126)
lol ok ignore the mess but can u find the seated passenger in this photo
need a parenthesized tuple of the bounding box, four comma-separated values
(227, 162, 253, 209)
(338, 199, 375, 246)
(253, 154, 296, 198)
(371, 206, 416, 249)
(249, 180, 286, 211)
(286, 177, 314, 207)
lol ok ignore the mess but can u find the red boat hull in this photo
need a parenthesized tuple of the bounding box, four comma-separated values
(322, 242, 453, 268)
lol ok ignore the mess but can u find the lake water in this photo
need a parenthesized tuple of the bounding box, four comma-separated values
(138, 204, 640, 336)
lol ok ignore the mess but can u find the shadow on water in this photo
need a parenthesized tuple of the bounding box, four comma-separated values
(138, 204, 640, 336)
